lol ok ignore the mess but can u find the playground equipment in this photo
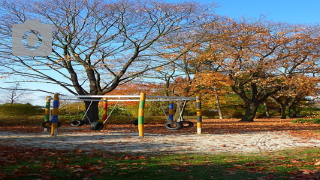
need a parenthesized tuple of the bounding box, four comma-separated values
(41, 94, 62, 137)
(42, 93, 202, 137)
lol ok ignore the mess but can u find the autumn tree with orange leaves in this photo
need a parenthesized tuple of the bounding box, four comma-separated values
(200, 20, 320, 122)
(270, 75, 319, 119)
(193, 72, 232, 119)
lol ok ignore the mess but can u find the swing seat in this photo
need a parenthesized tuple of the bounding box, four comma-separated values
(164, 121, 182, 130)
(179, 121, 194, 128)
(70, 120, 84, 127)
(90, 122, 104, 130)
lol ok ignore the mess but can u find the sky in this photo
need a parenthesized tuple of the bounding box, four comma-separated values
(2, 0, 320, 105)
(167, 0, 320, 24)
(214, 0, 320, 24)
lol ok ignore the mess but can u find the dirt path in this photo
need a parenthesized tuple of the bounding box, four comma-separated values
(1, 127, 320, 154)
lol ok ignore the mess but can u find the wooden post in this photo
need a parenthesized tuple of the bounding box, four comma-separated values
(168, 100, 174, 122)
(138, 93, 146, 137)
(102, 98, 108, 129)
(196, 96, 202, 134)
(44, 96, 51, 132)
(51, 93, 59, 137)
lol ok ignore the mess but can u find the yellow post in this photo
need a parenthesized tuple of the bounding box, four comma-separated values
(196, 96, 202, 134)
(51, 93, 59, 137)
(138, 93, 146, 137)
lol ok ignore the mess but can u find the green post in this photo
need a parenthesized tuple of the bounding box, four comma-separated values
(138, 93, 146, 137)
(44, 96, 51, 132)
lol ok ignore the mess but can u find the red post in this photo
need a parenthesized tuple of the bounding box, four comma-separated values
(102, 98, 108, 129)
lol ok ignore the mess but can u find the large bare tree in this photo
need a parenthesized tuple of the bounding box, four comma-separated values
(0, 0, 216, 122)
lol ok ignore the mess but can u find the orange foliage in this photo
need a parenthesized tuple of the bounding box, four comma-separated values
(102, 83, 161, 106)
(193, 71, 231, 92)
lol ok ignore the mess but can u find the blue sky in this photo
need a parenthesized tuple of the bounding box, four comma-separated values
(168, 0, 320, 24)
(3, 0, 320, 105)
(214, 0, 320, 24)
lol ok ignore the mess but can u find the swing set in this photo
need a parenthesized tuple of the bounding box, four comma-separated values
(42, 93, 202, 137)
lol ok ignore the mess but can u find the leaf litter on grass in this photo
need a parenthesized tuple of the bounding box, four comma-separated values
(1, 118, 320, 179)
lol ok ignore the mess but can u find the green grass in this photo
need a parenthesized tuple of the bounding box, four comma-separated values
(291, 118, 320, 124)
(1, 146, 320, 179)
(0, 114, 72, 126)
(0, 115, 44, 125)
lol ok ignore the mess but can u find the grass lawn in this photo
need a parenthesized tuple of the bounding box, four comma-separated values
(1, 145, 320, 180)
(1, 115, 320, 179)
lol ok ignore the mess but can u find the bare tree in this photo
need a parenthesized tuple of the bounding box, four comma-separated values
(0, 0, 217, 121)
(0, 83, 24, 105)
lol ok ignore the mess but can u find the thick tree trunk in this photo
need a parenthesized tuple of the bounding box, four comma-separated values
(83, 100, 100, 124)
(241, 101, 259, 122)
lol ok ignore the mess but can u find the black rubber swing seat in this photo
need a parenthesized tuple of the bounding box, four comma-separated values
(90, 122, 104, 130)
(41, 121, 62, 129)
(164, 121, 182, 130)
(179, 121, 194, 128)
(70, 120, 84, 127)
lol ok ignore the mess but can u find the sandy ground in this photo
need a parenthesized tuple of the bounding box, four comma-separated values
(1, 127, 320, 154)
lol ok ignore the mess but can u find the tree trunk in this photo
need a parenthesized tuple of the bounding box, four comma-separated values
(174, 101, 186, 121)
(213, 85, 223, 119)
(280, 104, 287, 119)
(291, 106, 297, 118)
(241, 101, 259, 122)
(263, 102, 271, 118)
(83, 100, 100, 124)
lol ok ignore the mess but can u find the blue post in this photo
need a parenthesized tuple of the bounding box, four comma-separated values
(51, 93, 59, 137)
(168, 100, 174, 122)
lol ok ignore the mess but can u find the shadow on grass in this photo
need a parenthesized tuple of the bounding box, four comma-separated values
(1, 145, 320, 180)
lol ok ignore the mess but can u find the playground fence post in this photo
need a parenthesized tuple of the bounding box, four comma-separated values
(102, 98, 108, 129)
(168, 100, 174, 121)
(196, 96, 202, 134)
(51, 93, 59, 137)
(138, 93, 146, 137)
(44, 96, 51, 132)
